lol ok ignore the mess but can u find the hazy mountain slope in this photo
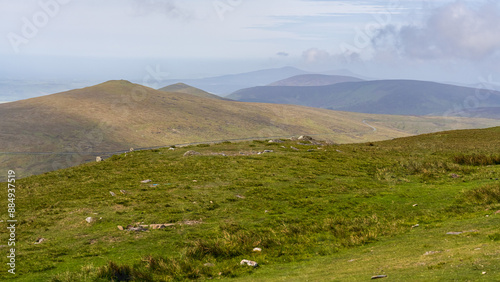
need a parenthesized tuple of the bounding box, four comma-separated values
(157, 66, 310, 95)
(1, 80, 498, 179)
(229, 80, 500, 117)
(269, 74, 363, 86)
(159, 83, 229, 100)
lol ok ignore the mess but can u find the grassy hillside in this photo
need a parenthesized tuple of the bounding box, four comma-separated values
(2, 80, 497, 180)
(228, 80, 500, 117)
(268, 74, 363, 86)
(158, 83, 229, 100)
(1, 127, 499, 281)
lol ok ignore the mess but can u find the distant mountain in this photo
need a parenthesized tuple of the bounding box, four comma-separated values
(268, 74, 363, 87)
(159, 83, 230, 100)
(0, 79, 98, 102)
(228, 80, 500, 117)
(2, 80, 498, 179)
(448, 107, 500, 119)
(157, 66, 310, 95)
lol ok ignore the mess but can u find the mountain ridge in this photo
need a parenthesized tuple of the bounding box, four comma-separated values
(268, 74, 363, 86)
(229, 79, 500, 117)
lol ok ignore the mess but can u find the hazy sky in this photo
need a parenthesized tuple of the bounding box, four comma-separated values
(1, 0, 500, 84)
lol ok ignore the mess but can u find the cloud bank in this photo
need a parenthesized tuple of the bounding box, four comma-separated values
(372, 1, 500, 61)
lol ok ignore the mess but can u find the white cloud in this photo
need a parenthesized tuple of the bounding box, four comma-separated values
(372, 1, 500, 60)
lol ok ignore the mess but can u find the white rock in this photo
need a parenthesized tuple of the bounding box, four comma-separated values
(85, 217, 94, 223)
(253, 247, 262, 252)
(240, 259, 258, 267)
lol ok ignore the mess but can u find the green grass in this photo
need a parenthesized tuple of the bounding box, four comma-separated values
(1, 127, 499, 281)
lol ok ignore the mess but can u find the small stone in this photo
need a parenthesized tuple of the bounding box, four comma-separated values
(253, 247, 262, 252)
(290, 146, 299, 151)
(184, 150, 201, 157)
(120, 190, 128, 194)
(446, 232, 463, 235)
(130, 148, 134, 152)
(240, 259, 258, 267)
(298, 135, 313, 141)
(141, 179, 152, 184)
(411, 224, 419, 228)
(34, 238, 45, 244)
(117, 225, 124, 230)
(204, 263, 215, 267)
(85, 217, 94, 223)
(169, 147, 175, 150)
(127, 225, 148, 231)
(413, 204, 418, 207)
(371, 275, 387, 279)
(150, 223, 175, 229)
(423, 251, 441, 256)
(482, 272, 486, 275)
(348, 259, 356, 262)
(96, 156, 102, 162)
(263, 150, 274, 153)
(236, 195, 246, 199)
(109, 191, 116, 197)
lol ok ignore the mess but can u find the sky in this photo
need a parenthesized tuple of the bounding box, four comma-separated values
(1, 0, 500, 85)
